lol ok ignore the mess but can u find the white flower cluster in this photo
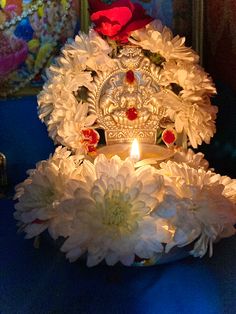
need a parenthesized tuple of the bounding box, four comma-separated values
(14, 150, 236, 266)
(15, 20, 235, 267)
(130, 21, 217, 148)
(14, 147, 84, 239)
(38, 29, 116, 153)
(38, 20, 217, 151)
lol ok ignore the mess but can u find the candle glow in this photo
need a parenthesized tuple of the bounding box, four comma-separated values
(130, 139, 140, 162)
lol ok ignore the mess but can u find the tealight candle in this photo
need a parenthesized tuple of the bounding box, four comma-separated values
(96, 139, 175, 166)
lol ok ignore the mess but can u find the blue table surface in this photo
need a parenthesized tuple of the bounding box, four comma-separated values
(0, 85, 236, 314)
(1, 198, 236, 314)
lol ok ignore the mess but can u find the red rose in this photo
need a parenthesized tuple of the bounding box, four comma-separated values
(89, 0, 153, 43)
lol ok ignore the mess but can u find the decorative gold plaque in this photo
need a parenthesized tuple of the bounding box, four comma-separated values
(88, 46, 166, 145)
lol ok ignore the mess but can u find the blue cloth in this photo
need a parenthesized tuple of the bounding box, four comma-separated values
(1, 198, 236, 314)
(0, 96, 54, 187)
(0, 87, 236, 313)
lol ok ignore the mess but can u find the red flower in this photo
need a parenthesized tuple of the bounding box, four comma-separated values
(89, 0, 153, 43)
(82, 128, 100, 152)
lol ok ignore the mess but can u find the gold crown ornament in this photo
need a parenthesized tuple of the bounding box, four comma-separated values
(88, 45, 174, 163)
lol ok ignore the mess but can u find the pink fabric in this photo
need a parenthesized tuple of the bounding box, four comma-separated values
(0, 38, 28, 77)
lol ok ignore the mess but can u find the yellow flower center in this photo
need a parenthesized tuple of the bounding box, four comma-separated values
(103, 190, 132, 227)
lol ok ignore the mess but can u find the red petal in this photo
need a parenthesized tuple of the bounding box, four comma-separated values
(91, 6, 132, 23)
(117, 16, 153, 38)
(89, 0, 153, 42)
(132, 3, 149, 19)
(94, 19, 122, 37)
(111, 4, 153, 42)
(82, 129, 100, 146)
(91, 7, 133, 36)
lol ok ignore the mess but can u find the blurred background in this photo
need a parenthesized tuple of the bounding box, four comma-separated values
(0, 0, 235, 191)
(0, 0, 80, 97)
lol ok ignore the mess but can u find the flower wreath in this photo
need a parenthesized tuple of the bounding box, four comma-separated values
(14, 0, 236, 267)
(37, 1, 217, 152)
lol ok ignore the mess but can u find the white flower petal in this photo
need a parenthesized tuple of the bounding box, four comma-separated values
(120, 254, 135, 266)
(105, 252, 120, 266)
(66, 247, 83, 262)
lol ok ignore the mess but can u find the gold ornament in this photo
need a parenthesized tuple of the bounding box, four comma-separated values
(88, 46, 166, 145)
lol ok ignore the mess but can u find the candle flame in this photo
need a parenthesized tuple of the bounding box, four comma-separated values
(130, 139, 140, 162)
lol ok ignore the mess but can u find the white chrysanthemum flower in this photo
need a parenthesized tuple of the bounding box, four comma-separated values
(130, 20, 199, 63)
(155, 90, 216, 148)
(172, 148, 209, 170)
(14, 147, 84, 239)
(159, 60, 216, 100)
(174, 102, 216, 148)
(56, 102, 97, 152)
(61, 154, 171, 266)
(38, 70, 93, 134)
(38, 29, 115, 150)
(38, 78, 97, 149)
(218, 176, 236, 204)
(154, 161, 236, 258)
(63, 29, 116, 72)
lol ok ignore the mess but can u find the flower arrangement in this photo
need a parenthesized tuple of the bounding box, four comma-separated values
(14, 0, 236, 267)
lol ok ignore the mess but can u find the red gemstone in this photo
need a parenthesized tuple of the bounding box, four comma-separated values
(126, 107, 138, 120)
(125, 70, 135, 84)
(162, 129, 176, 145)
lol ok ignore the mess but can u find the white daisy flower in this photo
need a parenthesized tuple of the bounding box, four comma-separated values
(56, 101, 97, 152)
(61, 154, 171, 266)
(14, 147, 84, 239)
(154, 161, 236, 257)
(130, 20, 199, 63)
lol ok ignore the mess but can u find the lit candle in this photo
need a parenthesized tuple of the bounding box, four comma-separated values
(96, 141, 175, 164)
(130, 139, 140, 162)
